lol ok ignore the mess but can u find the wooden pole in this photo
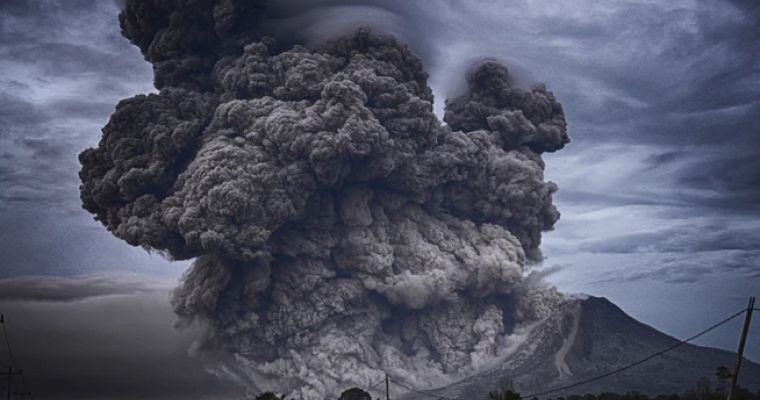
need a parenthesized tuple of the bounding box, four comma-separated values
(727, 296, 755, 400)
(1, 368, 23, 400)
(385, 373, 390, 400)
(0, 315, 27, 400)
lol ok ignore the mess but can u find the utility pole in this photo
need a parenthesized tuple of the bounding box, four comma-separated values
(0, 368, 23, 400)
(1, 314, 28, 400)
(385, 373, 390, 400)
(727, 296, 755, 400)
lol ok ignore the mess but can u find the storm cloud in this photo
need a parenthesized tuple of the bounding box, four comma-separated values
(78, 1, 570, 397)
(0, 1, 759, 398)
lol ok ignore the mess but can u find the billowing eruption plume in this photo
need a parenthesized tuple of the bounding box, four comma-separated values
(79, 0, 570, 398)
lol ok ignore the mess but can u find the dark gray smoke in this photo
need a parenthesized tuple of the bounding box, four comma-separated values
(79, 1, 570, 397)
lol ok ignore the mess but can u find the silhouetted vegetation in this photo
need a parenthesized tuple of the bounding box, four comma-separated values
(496, 366, 760, 400)
(542, 385, 760, 400)
(245, 367, 760, 400)
(253, 392, 285, 400)
(337, 387, 372, 400)
(490, 388, 523, 400)
(490, 378, 523, 400)
(542, 378, 760, 400)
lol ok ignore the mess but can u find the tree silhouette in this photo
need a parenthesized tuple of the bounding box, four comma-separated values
(489, 379, 522, 400)
(254, 392, 285, 400)
(716, 366, 732, 395)
(338, 387, 372, 400)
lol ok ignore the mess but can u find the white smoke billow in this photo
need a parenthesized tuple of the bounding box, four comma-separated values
(78, 1, 570, 398)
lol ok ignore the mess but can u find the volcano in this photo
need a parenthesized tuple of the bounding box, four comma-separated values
(401, 297, 760, 399)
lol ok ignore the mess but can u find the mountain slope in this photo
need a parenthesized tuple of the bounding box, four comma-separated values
(402, 296, 760, 399)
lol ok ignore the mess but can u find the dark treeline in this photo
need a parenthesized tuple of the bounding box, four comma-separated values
(250, 367, 760, 400)
(537, 367, 760, 400)
(541, 386, 760, 400)
(492, 372, 760, 400)
(251, 383, 760, 400)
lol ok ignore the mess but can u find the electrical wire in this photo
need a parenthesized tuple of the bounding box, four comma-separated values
(391, 378, 462, 400)
(1, 313, 33, 399)
(1, 315, 18, 369)
(369, 378, 386, 390)
(522, 307, 749, 398)
(364, 377, 388, 398)
(0, 301, 752, 400)
(388, 306, 750, 400)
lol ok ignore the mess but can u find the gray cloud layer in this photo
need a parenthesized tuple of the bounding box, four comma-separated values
(0, 0, 756, 275)
(0, 0, 191, 278)
(0, 275, 238, 400)
(1, 0, 759, 394)
(0, 273, 170, 302)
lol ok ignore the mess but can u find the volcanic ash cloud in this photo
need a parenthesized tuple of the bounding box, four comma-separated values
(79, 1, 570, 398)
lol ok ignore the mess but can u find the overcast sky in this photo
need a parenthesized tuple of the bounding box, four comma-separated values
(0, 0, 758, 398)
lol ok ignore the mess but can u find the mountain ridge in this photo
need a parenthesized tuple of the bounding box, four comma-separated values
(401, 296, 760, 399)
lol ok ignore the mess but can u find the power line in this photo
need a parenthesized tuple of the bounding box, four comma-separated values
(17, 369, 30, 400)
(391, 378, 461, 400)
(0, 315, 18, 369)
(1, 368, 23, 400)
(387, 306, 750, 400)
(363, 377, 388, 399)
(0, 314, 31, 400)
(369, 378, 386, 390)
(523, 307, 750, 399)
